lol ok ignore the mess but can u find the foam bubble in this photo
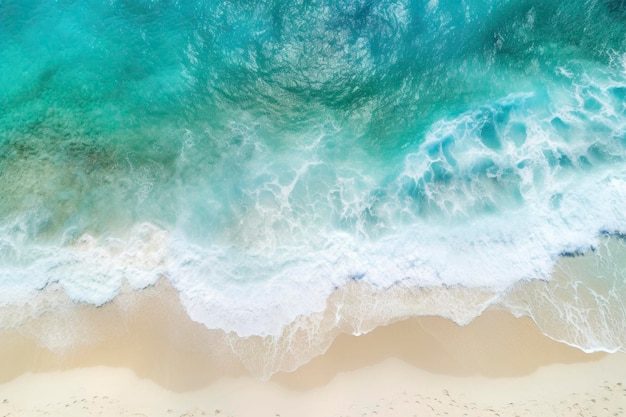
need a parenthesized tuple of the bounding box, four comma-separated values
(504, 236, 626, 353)
(0, 222, 167, 308)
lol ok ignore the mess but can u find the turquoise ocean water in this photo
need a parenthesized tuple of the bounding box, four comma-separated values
(2, 0, 626, 374)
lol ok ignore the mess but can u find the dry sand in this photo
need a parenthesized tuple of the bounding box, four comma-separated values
(1, 284, 625, 417)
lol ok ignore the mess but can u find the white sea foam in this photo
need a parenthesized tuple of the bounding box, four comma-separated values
(152, 66, 626, 343)
(0, 222, 167, 308)
(1, 64, 626, 361)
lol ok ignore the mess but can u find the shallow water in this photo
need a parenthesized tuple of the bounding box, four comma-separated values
(1, 0, 626, 371)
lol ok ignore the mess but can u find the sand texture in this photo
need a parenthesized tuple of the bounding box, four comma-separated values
(1, 284, 626, 416)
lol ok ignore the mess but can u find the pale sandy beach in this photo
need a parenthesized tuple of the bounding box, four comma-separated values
(1, 282, 625, 417)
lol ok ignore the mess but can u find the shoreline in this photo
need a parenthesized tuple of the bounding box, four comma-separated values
(1, 283, 626, 416)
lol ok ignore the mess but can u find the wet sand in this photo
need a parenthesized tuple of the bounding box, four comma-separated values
(1, 282, 625, 416)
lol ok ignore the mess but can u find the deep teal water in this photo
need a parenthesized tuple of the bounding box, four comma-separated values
(2, 0, 626, 349)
